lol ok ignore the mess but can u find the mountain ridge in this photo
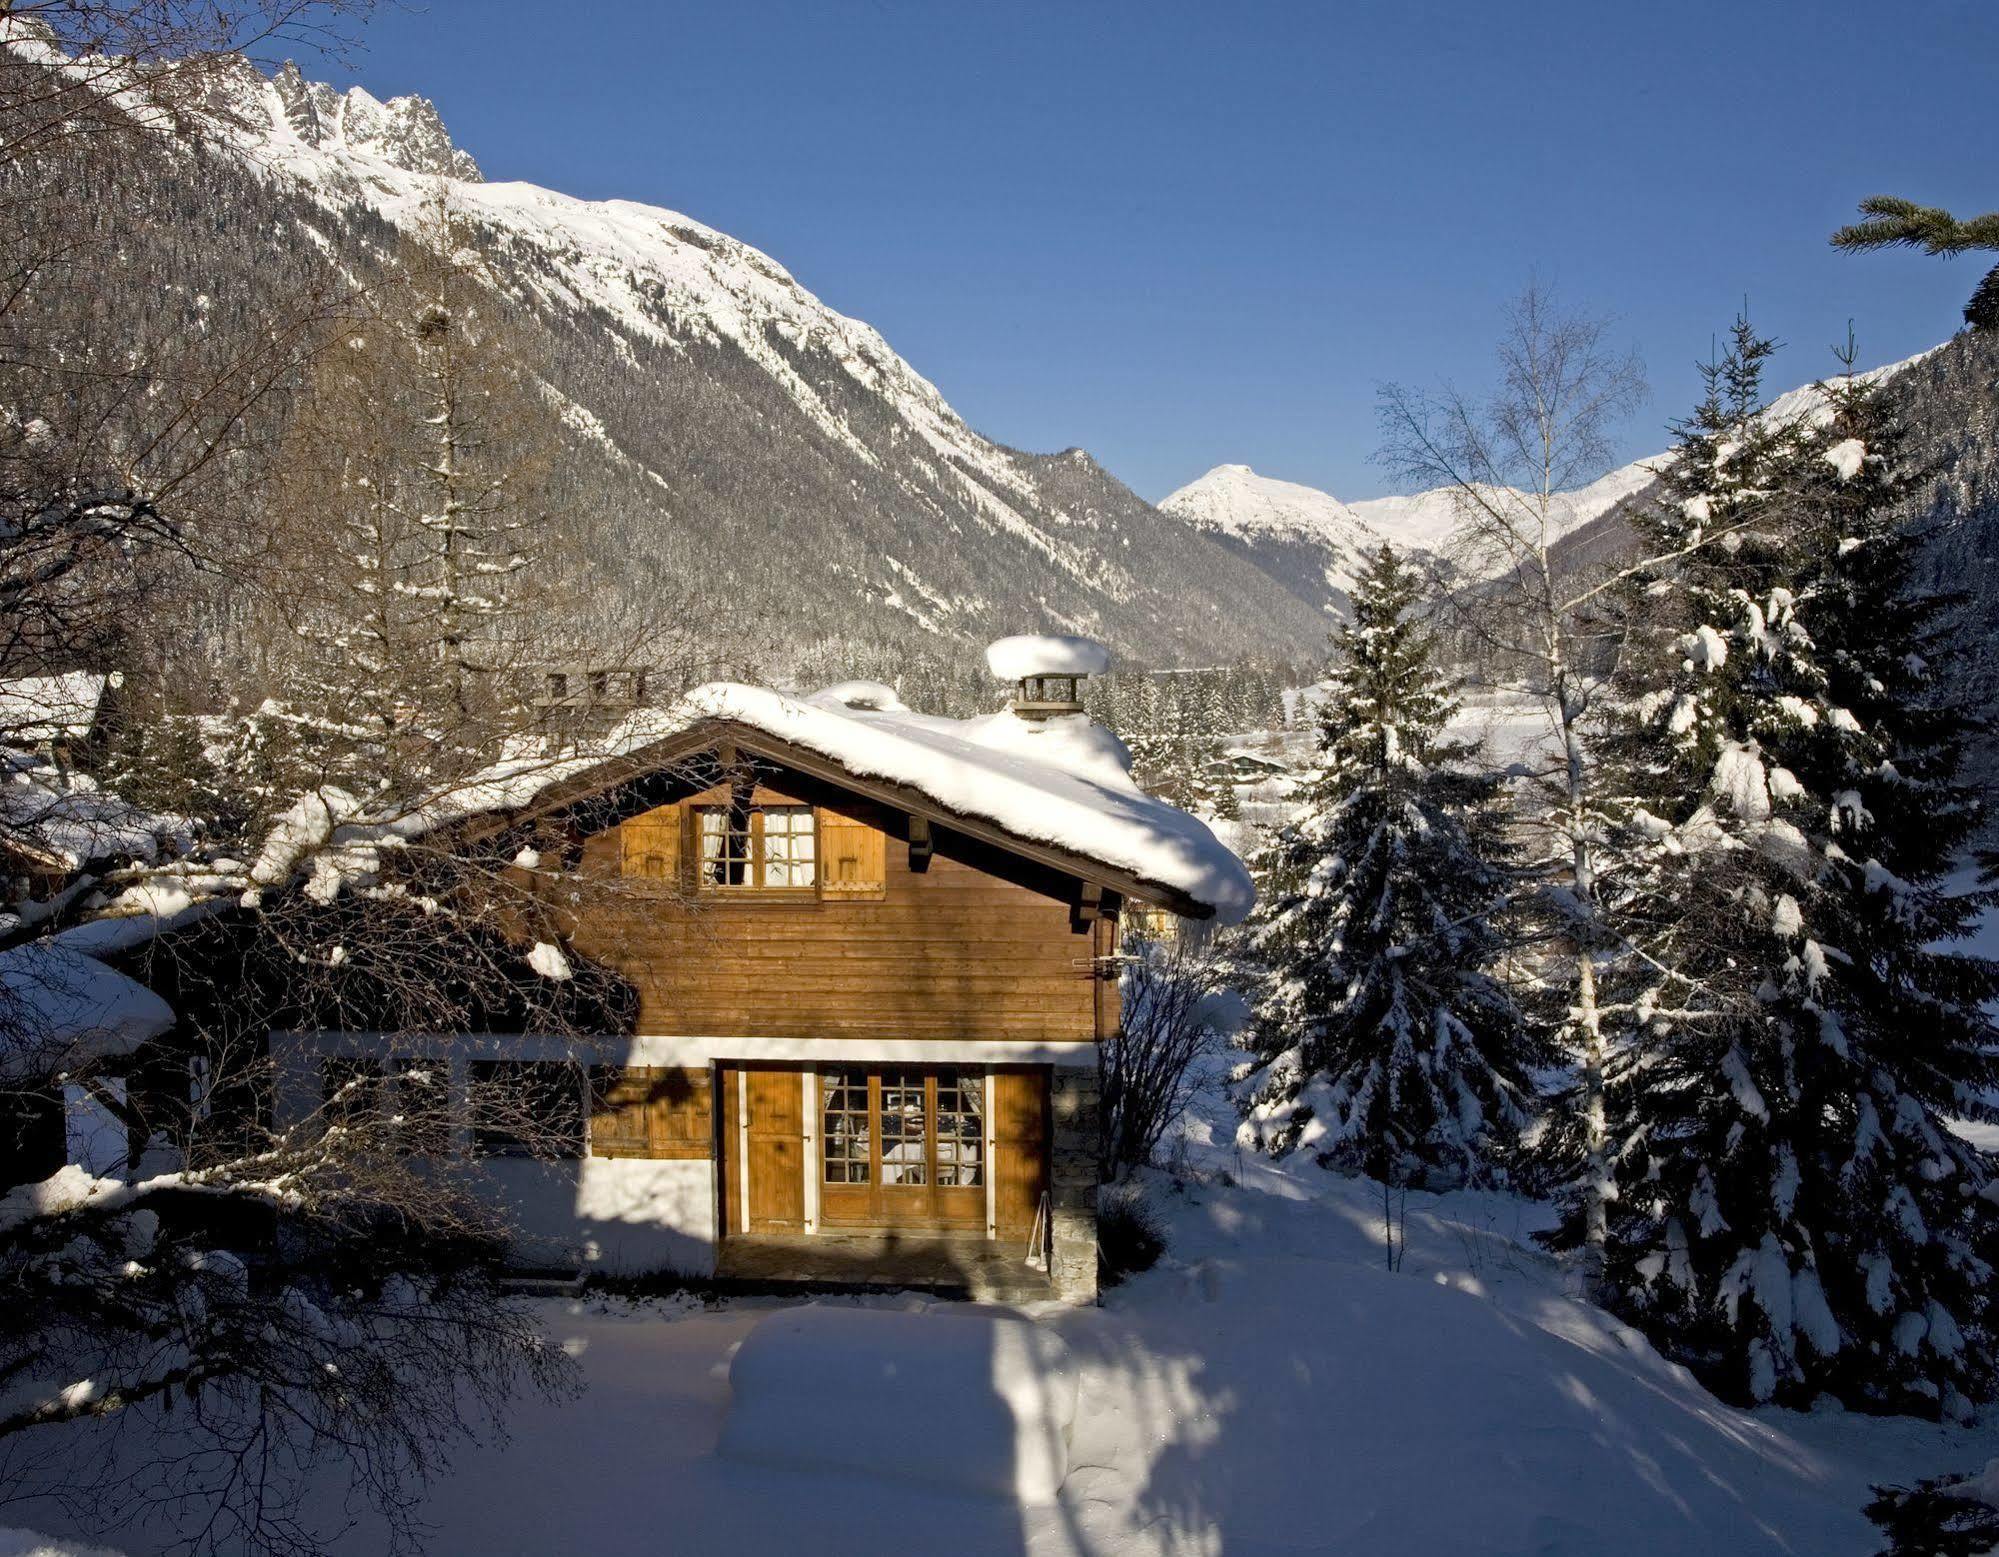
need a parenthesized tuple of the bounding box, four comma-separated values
(160, 55, 1338, 674)
(1158, 346, 1943, 623)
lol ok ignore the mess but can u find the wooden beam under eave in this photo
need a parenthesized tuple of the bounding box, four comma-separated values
(907, 815, 933, 873)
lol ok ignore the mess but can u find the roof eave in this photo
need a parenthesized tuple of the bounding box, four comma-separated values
(457, 717, 1219, 922)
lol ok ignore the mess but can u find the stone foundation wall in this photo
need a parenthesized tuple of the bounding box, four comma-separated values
(1048, 1064, 1100, 1303)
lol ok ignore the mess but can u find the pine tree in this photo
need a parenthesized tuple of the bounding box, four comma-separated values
(1586, 325, 1999, 1415)
(1238, 546, 1540, 1189)
(1831, 196, 1999, 332)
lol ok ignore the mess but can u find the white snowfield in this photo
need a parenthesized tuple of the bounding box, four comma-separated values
(11, 1050, 1996, 1553)
(719, 1305, 1077, 1502)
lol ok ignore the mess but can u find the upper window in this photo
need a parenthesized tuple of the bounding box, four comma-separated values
(696, 803, 816, 890)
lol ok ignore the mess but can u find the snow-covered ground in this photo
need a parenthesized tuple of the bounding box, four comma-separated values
(19, 1059, 1994, 1555)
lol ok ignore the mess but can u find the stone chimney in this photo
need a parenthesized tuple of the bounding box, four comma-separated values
(985, 635, 1110, 721)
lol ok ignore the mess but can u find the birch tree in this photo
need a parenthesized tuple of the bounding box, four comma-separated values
(1375, 286, 1648, 1286)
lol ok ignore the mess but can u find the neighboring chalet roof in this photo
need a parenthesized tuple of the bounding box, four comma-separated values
(1, 756, 181, 874)
(0, 939, 175, 1081)
(452, 682, 1256, 923)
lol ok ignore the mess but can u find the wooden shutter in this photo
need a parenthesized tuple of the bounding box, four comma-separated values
(619, 805, 681, 883)
(588, 1067, 653, 1158)
(649, 1067, 713, 1159)
(589, 1066, 713, 1160)
(817, 808, 885, 898)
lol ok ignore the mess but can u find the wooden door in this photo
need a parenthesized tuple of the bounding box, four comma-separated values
(992, 1066, 1050, 1239)
(745, 1068, 805, 1232)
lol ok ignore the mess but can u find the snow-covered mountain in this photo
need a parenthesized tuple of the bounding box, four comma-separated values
(1161, 347, 1943, 624)
(23, 45, 1990, 693)
(1351, 459, 1664, 557)
(142, 58, 1329, 676)
(1154, 465, 1393, 618)
(1159, 456, 1664, 619)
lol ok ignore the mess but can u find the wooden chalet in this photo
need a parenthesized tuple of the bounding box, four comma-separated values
(259, 639, 1252, 1303)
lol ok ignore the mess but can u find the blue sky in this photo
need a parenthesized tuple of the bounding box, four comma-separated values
(297, 0, 1998, 503)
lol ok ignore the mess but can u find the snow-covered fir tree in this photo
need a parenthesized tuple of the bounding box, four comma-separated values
(1585, 324, 1999, 1414)
(1238, 545, 1540, 1188)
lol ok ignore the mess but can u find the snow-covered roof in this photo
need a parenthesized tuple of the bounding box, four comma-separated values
(413, 682, 1251, 921)
(984, 635, 1111, 681)
(0, 940, 175, 1081)
(648, 683, 1252, 921)
(0, 672, 108, 744)
(37, 679, 1255, 947)
(0, 756, 182, 873)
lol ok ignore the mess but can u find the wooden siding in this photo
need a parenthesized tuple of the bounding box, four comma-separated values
(555, 772, 1108, 1044)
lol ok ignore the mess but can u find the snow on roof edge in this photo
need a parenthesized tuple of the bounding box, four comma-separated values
(444, 682, 1253, 921)
(688, 684, 1250, 919)
(0, 940, 175, 1079)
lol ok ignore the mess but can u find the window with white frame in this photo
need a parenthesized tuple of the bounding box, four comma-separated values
(696, 803, 815, 890)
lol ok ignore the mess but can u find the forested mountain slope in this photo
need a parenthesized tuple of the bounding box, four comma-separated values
(168, 61, 1330, 672)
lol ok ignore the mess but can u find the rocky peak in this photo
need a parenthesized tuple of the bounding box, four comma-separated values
(271, 61, 337, 146)
(270, 62, 482, 182)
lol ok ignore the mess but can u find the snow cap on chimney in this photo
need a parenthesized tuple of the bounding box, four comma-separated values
(987, 634, 1109, 720)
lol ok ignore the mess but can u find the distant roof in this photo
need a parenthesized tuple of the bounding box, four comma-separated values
(0, 672, 108, 743)
(0, 940, 175, 1081)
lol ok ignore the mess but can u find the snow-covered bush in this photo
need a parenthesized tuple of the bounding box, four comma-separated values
(1096, 1178, 1166, 1286)
(1866, 1460, 1999, 1556)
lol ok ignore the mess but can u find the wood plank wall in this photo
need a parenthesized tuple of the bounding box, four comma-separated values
(556, 775, 1109, 1044)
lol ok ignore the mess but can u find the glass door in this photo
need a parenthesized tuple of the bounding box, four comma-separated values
(817, 1066, 985, 1231)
